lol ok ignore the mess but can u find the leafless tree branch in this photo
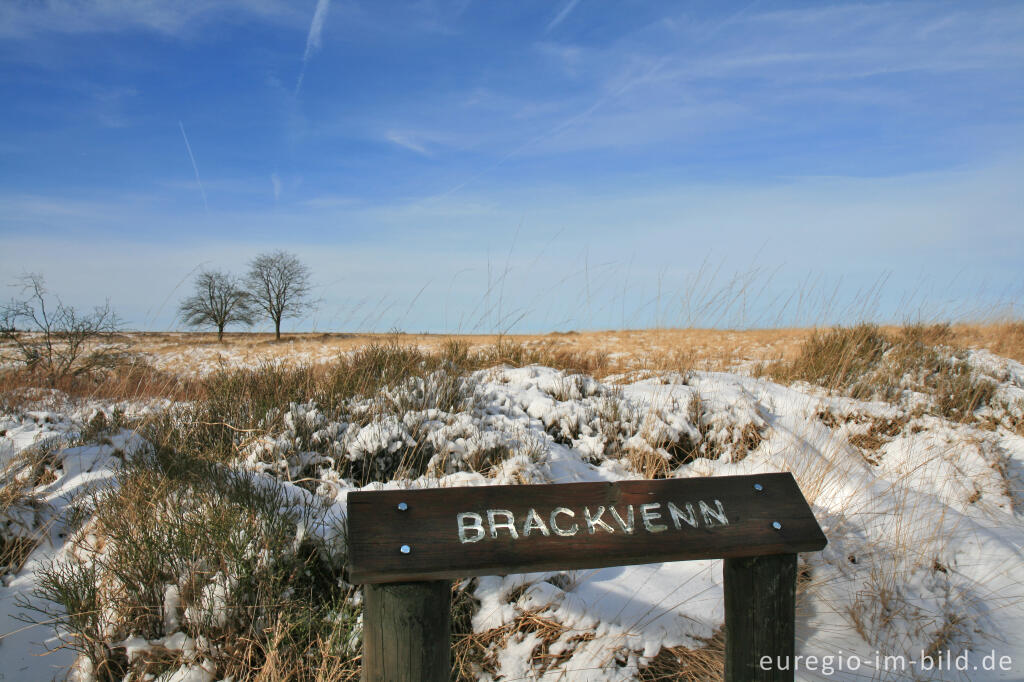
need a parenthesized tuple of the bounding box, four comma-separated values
(1, 273, 123, 384)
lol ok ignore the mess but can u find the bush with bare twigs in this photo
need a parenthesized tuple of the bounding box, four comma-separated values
(1, 273, 124, 385)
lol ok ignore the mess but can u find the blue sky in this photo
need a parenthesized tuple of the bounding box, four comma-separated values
(1, 1, 1022, 333)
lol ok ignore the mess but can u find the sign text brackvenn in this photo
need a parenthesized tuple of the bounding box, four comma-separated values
(347, 473, 826, 584)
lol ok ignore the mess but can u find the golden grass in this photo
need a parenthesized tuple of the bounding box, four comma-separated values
(637, 627, 724, 681)
(106, 328, 812, 376)
(3, 323, 1015, 417)
(23, 322, 1016, 378)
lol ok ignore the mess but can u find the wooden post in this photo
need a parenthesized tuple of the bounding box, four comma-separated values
(724, 554, 797, 682)
(362, 580, 452, 682)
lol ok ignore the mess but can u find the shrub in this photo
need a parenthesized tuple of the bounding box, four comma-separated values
(26, 447, 353, 680)
(139, 362, 321, 464)
(0, 273, 124, 385)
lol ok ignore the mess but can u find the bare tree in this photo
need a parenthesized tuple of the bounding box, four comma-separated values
(0, 273, 122, 383)
(245, 251, 314, 341)
(178, 270, 255, 342)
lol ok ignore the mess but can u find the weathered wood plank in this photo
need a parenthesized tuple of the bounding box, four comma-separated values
(724, 554, 797, 682)
(347, 472, 825, 584)
(361, 580, 452, 682)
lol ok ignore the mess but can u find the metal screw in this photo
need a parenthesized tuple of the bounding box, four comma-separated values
(397, 502, 409, 511)
(400, 545, 411, 554)
(753, 483, 763, 492)
(772, 522, 782, 530)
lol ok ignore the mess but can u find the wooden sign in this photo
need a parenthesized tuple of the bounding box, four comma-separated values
(347, 472, 826, 584)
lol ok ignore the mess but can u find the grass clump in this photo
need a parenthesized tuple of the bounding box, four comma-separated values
(952, 320, 1024, 364)
(0, 438, 63, 575)
(141, 341, 496, 487)
(482, 337, 610, 377)
(761, 323, 889, 397)
(26, 446, 355, 681)
(623, 393, 763, 478)
(449, 582, 592, 680)
(328, 341, 433, 399)
(637, 627, 724, 681)
(763, 323, 997, 422)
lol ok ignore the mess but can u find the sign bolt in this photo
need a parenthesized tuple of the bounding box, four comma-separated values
(400, 544, 411, 554)
(772, 522, 782, 530)
(754, 483, 764, 492)
(397, 502, 409, 511)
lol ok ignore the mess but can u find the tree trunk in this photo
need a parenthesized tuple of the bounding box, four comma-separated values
(217, 324, 224, 343)
(274, 318, 281, 341)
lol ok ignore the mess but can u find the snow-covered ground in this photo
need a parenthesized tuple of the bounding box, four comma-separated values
(2, 349, 1024, 680)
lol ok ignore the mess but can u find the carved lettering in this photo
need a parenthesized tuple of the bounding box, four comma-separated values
(456, 498, 728, 542)
(699, 499, 729, 527)
(610, 505, 635, 534)
(522, 508, 550, 537)
(640, 503, 668, 533)
(550, 507, 578, 536)
(667, 501, 698, 529)
(457, 512, 485, 543)
(584, 506, 615, 534)
(488, 509, 519, 539)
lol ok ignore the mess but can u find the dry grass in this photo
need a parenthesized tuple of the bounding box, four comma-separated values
(637, 627, 724, 681)
(5, 322, 1021, 383)
(0, 439, 62, 575)
(450, 578, 595, 680)
(76, 329, 807, 378)
(0, 358, 198, 407)
(760, 323, 1001, 423)
(950, 320, 1024, 363)
(26, 446, 355, 681)
(6, 321, 1024, 680)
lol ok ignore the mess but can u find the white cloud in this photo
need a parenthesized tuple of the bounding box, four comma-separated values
(0, 0, 297, 39)
(348, 2, 1024, 177)
(271, 173, 282, 201)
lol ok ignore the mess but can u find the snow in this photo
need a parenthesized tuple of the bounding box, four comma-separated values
(3, 350, 1024, 680)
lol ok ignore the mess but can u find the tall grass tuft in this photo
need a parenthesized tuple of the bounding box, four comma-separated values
(1, 439, 62, 575)
(762, 323, 997, 422)
(25, 446, 354, 680)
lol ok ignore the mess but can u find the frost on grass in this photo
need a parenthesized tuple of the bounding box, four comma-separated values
(1, 340, 1024, 680)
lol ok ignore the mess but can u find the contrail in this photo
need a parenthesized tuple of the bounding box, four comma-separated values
(296, 0, 331, 95)
(546, 0, 580, 33)
(178, 121, 209, 213)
